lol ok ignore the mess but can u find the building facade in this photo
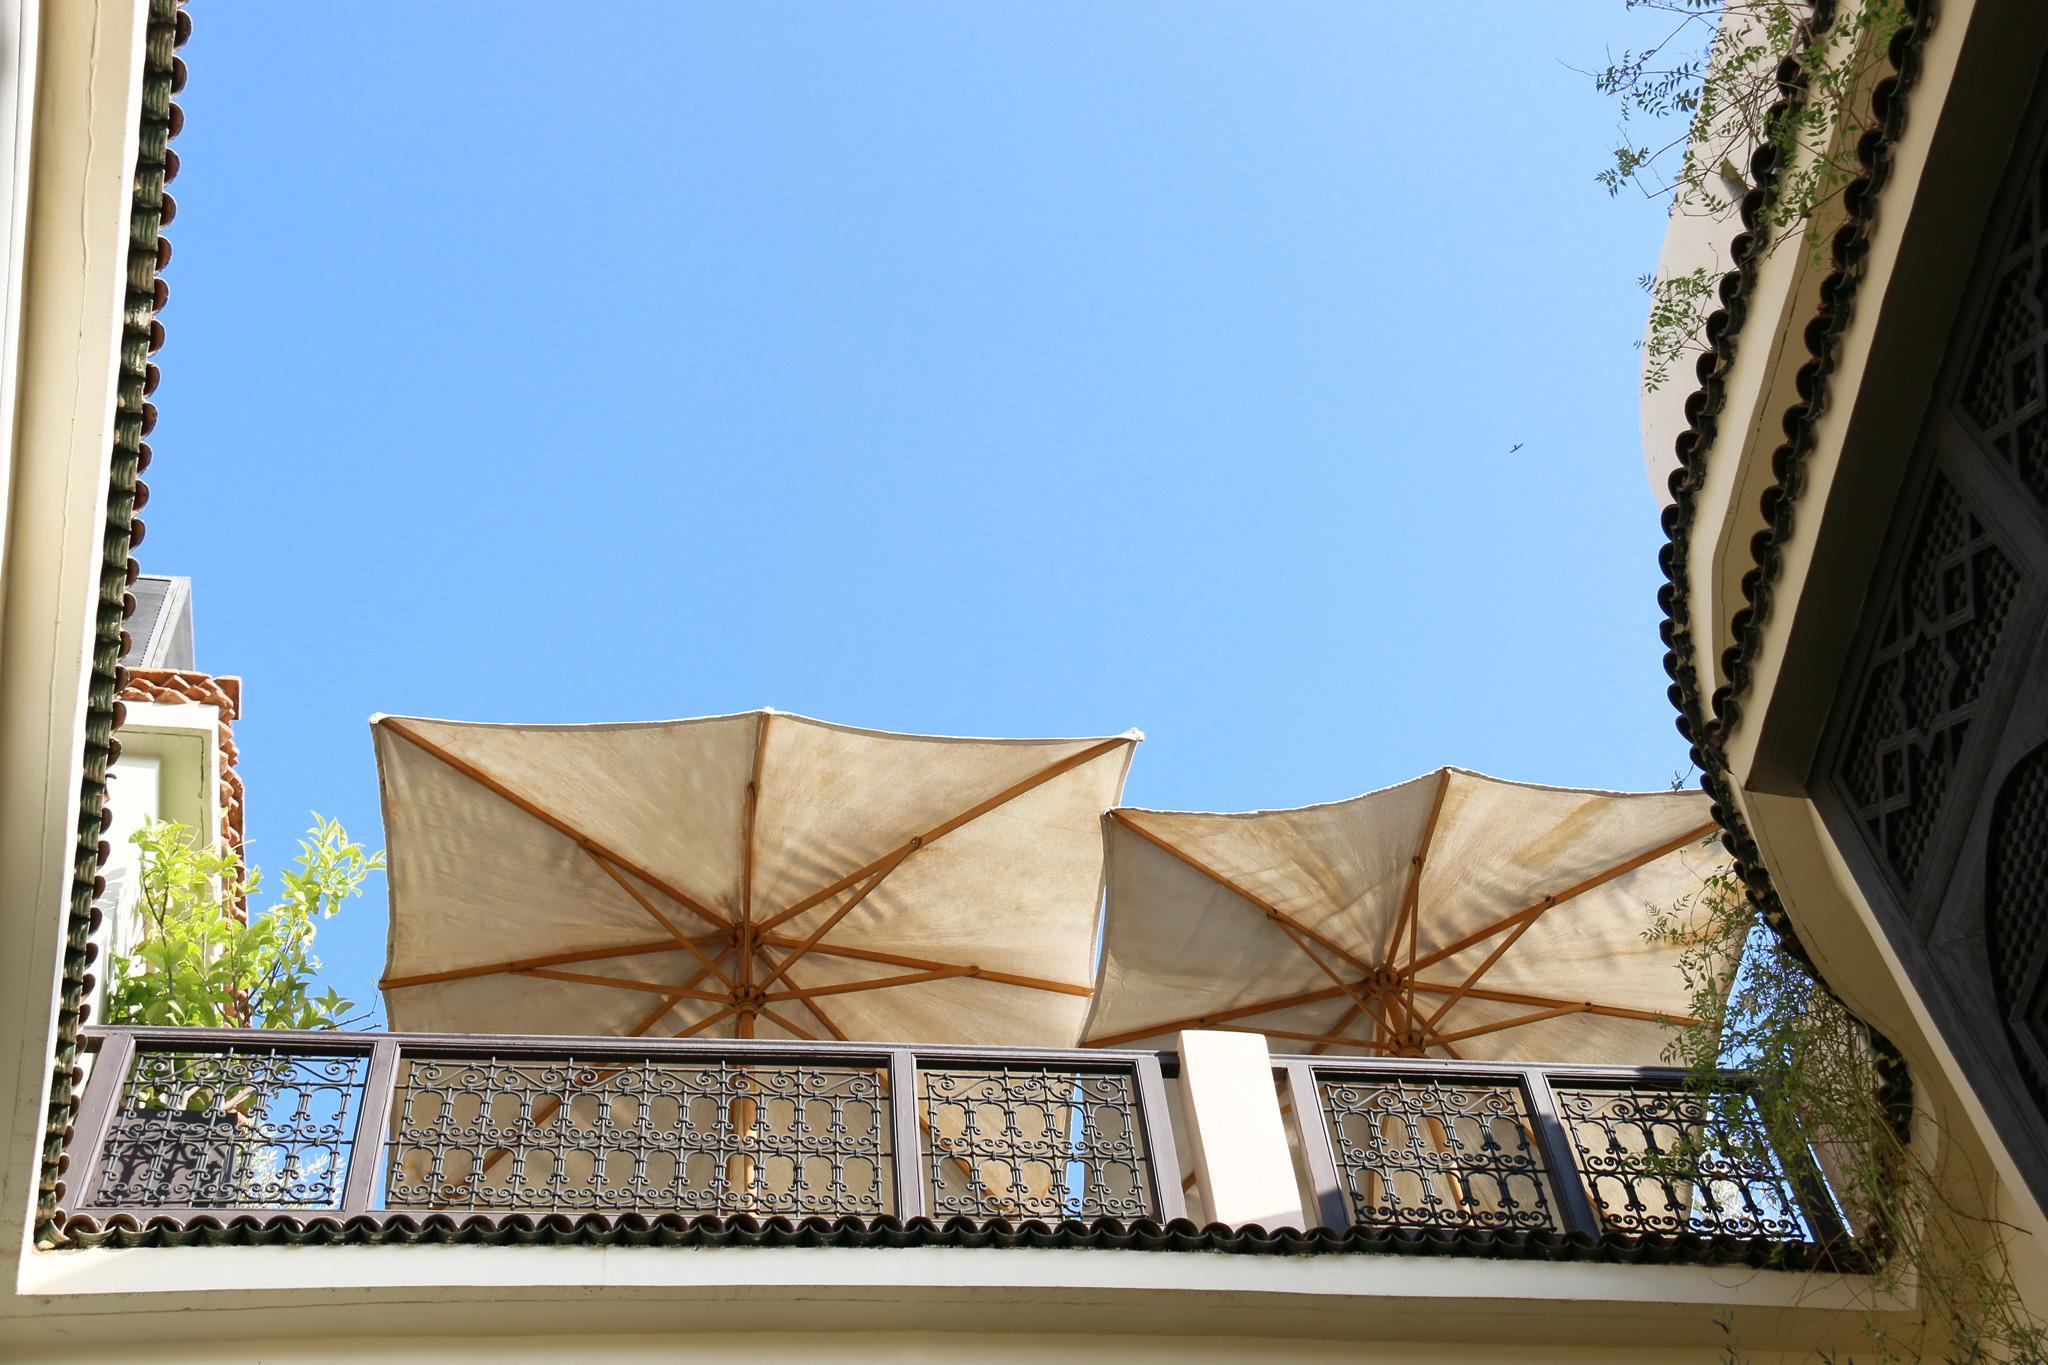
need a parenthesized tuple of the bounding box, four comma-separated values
(1651, 0, 2048, 1336)
(0, 0, 2015, 1358)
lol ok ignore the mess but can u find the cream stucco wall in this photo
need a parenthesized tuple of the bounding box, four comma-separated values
(0, 1, 1928, 1357)
(2, 1241, 1904, 1358)
(0, 1335, 1874, 1365)
(90, 698, 227, 1011)
(0, 0, 149, 1289)
(1649, 0, 2048, 1330)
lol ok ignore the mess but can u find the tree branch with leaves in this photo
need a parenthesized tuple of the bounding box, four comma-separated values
(106, 814, 383, 1032)
(1596, 0, 1910, 389)
(1649, 849, 2047, 1361)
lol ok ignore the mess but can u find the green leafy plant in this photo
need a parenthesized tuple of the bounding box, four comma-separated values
(1594, 0, 1910, 389)
(105, 814, 383, 1031)
(1648, 845, 2047, 1362)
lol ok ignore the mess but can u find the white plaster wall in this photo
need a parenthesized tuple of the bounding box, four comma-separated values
(0, 0, 149, 1287)
(1640, 199, 1740, 505)
(0, 1332, 1850, 1364)
(0, 0, 36, 646)
(1177, 1030, 1302, 1227)
(4, 1241, 1904, 1357)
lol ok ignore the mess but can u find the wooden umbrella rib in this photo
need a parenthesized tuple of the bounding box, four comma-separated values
(625, 990, 690, 1039)
(1356, 983, 1405, 1050)
(1420, 908, 1548, 1031)
(781, 945, 996, 1200)
(1308, 1001, 1368, 1057)
(1270, 914, 1442, 1053)
(1211, 1023, 1391, 1052)
(586, 850, 738, 990)
(760, 735, 1135, 933)
(1407, 978, 1699, 1028)
(1399, 777, 1456, 1041)
(755, 945, 853, 1042)
(1405, 821, 1718, 978)
(1108, 810, 1376, 977)
(741, 713, 768, 926)
(672, 951, 730, 1003)
(758, 1006, 817, 1041)
(380, 937, 698, 991)
(584, 847, 690, 941)
(477, 952, 729, 1177)
(514, 967, 728, 1002)
(757, 933, 1092, 997)
(1385, 768, 1452, 968)
(761, 968, 967, 1002)
(753, 846, 912, 994)
(1267, 916, 1379, 1021)
(736, 713, 770, 1039)
(1432, 1003, 1591, 1046)
(1080, 982, 1356, 1048)
(795, 1002, 849, 1041)
(675, 1005, 739, 1039)
(379, 717, 734, 933)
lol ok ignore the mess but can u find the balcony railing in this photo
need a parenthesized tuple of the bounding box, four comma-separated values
(59, 1026, 1847, 1253)
(63, 1027, 1185, 1225)
(1280, 1054, 1846, 1243)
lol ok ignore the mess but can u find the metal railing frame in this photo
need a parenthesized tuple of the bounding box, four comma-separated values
(1274, 1052, 1847, 1244)
(64, 1025, 1187, 1226)
(64, 1026, 1845, 1246)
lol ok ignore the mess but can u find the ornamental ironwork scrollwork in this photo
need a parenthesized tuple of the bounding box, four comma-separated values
(1316, 1075, 1556, 1231)
(1835, 472, 2021, 891)
(920, 1066, 1155, 1221)
(1551, 1084, 1808, 1240)
(384, 1055, 889, 1216)
(93, 1045, 366, 1209)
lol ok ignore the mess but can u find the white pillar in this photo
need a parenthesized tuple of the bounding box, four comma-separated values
(1175, 1029, 1304, 1228)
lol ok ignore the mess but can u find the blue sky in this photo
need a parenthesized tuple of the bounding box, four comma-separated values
(144, 4, 1686, 1025)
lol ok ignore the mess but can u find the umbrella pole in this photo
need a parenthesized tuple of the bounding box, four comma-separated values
(725, 1088, 762, 1214)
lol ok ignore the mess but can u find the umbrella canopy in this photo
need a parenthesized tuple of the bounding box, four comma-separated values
(375, 710, 1138, 1045)
(1081, 768, 1723, 1064)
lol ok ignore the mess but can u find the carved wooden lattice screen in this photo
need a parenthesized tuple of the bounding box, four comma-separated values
(1833, 474, 2022, 894)
(1990, 746, 2048, 1111)
(1819, 55, 2048, 1194)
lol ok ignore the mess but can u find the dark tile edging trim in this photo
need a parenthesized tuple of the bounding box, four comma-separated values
(50, 1210, 1866, 1271)
(1655, 0, 1932, 1148)
(37, 0, 188, 1248)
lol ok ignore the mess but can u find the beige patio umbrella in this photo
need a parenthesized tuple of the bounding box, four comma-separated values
(374, 709, 1139, 1046)
(1082, 768, 1723, 1063)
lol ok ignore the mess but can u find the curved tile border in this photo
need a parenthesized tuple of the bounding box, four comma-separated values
(39, 0, 188, 1247)
(52, 1209, 1866, 1271)
(1654, 1, 1931, 1147)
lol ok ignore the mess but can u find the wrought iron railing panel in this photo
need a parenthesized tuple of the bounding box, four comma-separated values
(920, 1065, 1156, 1220)
(1281, 1057, 1843, 1246)
(62, 1028, 1183, 1227)
(1550, 1082, 1811, 1240)
(1315, 1073, 1556, 1231)
(384, 1054, 891, 1216)
(90, 1042, 367, 1210)
(62, 1028, 1839, 1251)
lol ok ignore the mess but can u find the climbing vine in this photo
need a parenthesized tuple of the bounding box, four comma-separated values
(1649, 848, 2046, 1361)
(1594, 0, 1909, 388)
